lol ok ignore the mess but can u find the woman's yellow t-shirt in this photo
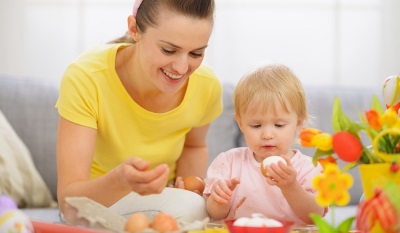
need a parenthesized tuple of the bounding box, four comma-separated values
(56, 43, 223, 182)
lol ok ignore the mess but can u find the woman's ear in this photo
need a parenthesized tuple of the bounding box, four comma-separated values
(127, 15, 141, 42)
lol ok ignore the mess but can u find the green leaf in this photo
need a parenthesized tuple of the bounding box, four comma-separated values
(371, 95, 385, 114)
(310, 213, 336, 232)
(341, 162, 357, 172)
(336, 216, 355, 233)
(332, 97, 357, 133)
(312, 149, 334, 166)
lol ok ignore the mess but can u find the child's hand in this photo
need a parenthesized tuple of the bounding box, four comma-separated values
(265, 155, 297, 188)
(210, 178, 240, 205)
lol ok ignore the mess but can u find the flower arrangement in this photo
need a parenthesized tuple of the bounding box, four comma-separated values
(299, 75, 400, 232)
(299, 95, 399, 171)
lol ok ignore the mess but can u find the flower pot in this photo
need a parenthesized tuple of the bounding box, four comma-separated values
(358, 163, 400, 232)
(359, 163, 400, 199)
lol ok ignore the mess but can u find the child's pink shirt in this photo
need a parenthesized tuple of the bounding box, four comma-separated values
(204, 147, 324, 225)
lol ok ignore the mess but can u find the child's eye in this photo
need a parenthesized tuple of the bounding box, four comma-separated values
(251, 124, 261, 128)
(162, 48, 175, 55)
(275, 124, 285, 128)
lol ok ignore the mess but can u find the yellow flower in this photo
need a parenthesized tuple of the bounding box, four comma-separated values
(381, 108, 398, 128)
(312, 163, 353, 207)
(311, 133, 333, 151)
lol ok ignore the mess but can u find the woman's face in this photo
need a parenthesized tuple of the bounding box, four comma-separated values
(135, 10, 213, 94)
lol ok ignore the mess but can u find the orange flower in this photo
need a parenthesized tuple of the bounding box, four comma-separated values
(366, 109, 382, 130)
(299, 128, 322, 147)
(318, 155, 337, 170)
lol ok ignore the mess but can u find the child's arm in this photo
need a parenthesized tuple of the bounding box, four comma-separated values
(281, 181, 325, 224)
(206, 178, 240, 220)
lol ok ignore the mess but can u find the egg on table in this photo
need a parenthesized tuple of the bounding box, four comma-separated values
(124, 212, 150, 233)
(151, 212, 178, 233)
(0, 195, 34, 233)
(260, 155, 287, 178)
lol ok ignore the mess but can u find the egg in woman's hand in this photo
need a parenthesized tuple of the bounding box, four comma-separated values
(124, 212, 150, 233)
(183, 176, 205, 195)
(260, 155, 287, 178)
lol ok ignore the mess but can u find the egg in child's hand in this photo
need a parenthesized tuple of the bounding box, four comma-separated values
(124, 212, 150, 233)
(151, 212, 178, 233)
(260, 155, 287, 178)
(183, 176, 205, 195)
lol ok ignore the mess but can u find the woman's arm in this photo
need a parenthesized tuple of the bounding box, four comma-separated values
(56, 117, 170, 212)
(175, 124, 210, 179)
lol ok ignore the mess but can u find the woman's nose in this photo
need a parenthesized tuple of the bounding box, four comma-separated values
(172, 55, 189, 74)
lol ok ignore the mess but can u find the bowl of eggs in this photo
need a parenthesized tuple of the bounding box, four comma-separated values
(224, 213, 293, 233)
(124, 211, 179, 233)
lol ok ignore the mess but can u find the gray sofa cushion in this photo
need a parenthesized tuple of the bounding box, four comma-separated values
(0, 75, 59, 199)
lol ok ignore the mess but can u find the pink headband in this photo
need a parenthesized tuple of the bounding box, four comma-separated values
(132, 0, 144, 17)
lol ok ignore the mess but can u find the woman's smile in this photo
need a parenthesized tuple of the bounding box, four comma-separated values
(161, 68, 184, 80)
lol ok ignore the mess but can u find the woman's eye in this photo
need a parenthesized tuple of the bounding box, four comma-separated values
(162, 48, 175, 55)
(190, 52, 203, 58)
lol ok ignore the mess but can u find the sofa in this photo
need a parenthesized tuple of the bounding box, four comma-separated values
(0, 74, 382, 226)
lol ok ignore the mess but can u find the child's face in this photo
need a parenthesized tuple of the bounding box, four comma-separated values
(235, 101, 301, 163)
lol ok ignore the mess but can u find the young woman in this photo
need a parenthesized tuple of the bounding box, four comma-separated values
(205, 64, 326, 225)
(56, 0, 221, 217)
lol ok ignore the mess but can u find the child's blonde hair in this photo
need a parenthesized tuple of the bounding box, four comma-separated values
(233, 64, 308, 123)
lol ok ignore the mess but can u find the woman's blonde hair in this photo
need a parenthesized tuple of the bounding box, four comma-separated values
(233, 64, 308, 123)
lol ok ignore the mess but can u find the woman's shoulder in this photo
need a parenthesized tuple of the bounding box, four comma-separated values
(71, 43, 128, 70)
(192, 64, 220, 83)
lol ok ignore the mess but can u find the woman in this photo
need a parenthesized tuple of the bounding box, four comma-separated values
(56, 0, 221, 218)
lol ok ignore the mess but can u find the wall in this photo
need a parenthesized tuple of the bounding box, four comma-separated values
(0, 0, 399, 87)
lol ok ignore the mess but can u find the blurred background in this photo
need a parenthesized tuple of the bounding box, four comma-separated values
(0, 0, 399, 87)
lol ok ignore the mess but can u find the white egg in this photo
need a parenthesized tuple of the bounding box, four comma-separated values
(382, 75, 400, 108)
(262, 218, 283, 227)
(261, 156, 287, 177)
(233, 217, 250, 226)
(0, 209, 34, 233)
(246, 217, 267, 227)
(233, 214, 284, 228)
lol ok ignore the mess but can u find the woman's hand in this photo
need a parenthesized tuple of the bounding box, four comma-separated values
(168, 176, 184, 189)
(209, 177, 240, 205)
(118, 157, 170, 195)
